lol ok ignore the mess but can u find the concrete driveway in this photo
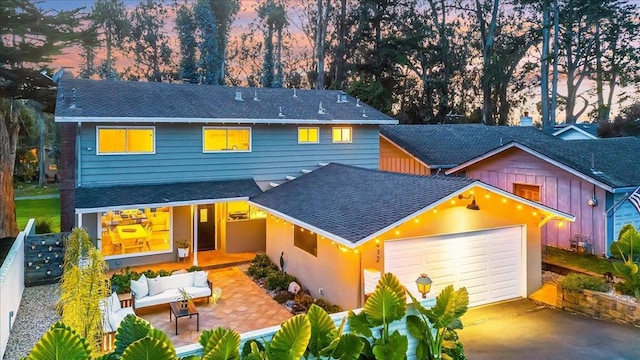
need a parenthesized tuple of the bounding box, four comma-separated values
(457, 299, 640, 359)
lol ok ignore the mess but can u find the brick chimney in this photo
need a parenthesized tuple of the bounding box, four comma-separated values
(59, 122, 76, 231)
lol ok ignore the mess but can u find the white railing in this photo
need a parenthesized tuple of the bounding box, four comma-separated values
(175, 298, 437, 358)
(0, 219, 33, 358)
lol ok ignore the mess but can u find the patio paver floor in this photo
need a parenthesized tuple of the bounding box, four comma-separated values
(135, 266, 292, 348)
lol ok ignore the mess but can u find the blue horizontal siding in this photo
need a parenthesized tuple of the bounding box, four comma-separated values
(78, 124, 380, 187)
(612, 192, 640, 253)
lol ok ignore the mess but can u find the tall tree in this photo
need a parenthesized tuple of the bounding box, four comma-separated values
(176, 4, 198, 83)
(90, 0, 129, 80)
(0, 0, 80, 238)
(195, 0, 220, 84)
(258, 0, 287, 88)
(127, 0, 173, 82)
(314, 0, 331, 89)
(474, 0, 500, 124)
(210, 0, 241, 84)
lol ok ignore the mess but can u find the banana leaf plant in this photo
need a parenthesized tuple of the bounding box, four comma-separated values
(405, 285, 469, 360)
(611, 224, 640, 274)
(21, 322, 91, 360)
(347, 273, 408, 360)
(243, 314, 311, 360)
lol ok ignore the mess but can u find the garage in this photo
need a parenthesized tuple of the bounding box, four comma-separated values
(384, 226, 525, 307)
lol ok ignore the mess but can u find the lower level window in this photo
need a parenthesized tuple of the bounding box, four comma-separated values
(294, 225, 317, 256)
(100, 207, 171, 257)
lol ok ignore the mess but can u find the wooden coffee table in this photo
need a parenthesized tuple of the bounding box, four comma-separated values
(169, 300, 199, 335)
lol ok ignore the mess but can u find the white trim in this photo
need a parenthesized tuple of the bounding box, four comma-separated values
(332, 127, 353, 143)
(96, 126, 156, 155)
(251, 181, 575, 249)
(56, 116, 399, 125)
(75, 197, 249, 214)
(202, 126, 252, 153)
(297, 127, 320, 144)
(552, 125, 598, 139)
(445, 142, 615, 192)
(379, 133, 431, 170)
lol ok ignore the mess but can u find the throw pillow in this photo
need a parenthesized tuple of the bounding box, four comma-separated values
(110, 291, 121, 312)
(147, 275, 164, 296)
(194, 271, 209, 288)
(130, 274, 149, 298)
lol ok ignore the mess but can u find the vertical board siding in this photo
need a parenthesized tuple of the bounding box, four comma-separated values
(79, 124, 380, 186)
(463, 148, 608, 254)
(379, 136, 430, 175)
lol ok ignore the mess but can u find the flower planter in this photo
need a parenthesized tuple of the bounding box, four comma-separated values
(177, 247, 190, 258)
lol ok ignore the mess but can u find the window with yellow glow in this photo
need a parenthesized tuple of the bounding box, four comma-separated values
(332, 127, 352, 143)
(514, 183, 541, 202)
(97, 127, 154, 154)
(203, 127, 251, 152)
(298, 127, 319, 143)
(100, 207, 171, 258)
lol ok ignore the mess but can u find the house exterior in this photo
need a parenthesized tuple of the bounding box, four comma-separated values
(379, 124, 557, 175)
(446, 138, 640, 257)
(551, 123, 600, 140)
(55, 75, 397, 269)
(251, 163, 574, 310)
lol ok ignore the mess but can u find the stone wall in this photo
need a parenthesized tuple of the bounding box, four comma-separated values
(558, 285, 640, 326)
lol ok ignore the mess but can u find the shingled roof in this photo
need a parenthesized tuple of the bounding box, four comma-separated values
(55, 75, 397, 125)
(448, 137, 640, 190)
(76, 179, 262, 210)
(380, 124, 557, 169)
(250, 163, 475, 244)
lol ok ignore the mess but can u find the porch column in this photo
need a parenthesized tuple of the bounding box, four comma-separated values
(192, 205, 198, 266)
(77, 213, 83, 228)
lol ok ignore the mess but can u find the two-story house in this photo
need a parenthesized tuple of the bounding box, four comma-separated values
(55, 76, 575, 310)
(55, 75, 397, 269)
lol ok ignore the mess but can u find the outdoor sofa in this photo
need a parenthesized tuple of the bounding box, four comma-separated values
(129, 271, 212, 310)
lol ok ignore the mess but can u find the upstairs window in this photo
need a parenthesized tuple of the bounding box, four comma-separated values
(97, 127, 155, 155)
(514, 183, 541, 202)
(298, 127, 319, 143)
(203, 127, 251, 152)
(332, 127, 352, 143)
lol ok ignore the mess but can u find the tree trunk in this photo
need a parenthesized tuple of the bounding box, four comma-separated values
(550, 0, 559, 126)
(595, 21, 605, 120)
(333, 0, 347, 89)
(1, 108, 18, 237)
(540, 0, 551, 131)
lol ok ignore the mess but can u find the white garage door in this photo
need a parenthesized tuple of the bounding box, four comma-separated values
(384, 226, 524, 307)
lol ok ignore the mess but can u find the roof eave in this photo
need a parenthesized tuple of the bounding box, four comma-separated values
(76, 196, 249, 214)
(552, 125, 598, 139)
(55, 116, 399, 125)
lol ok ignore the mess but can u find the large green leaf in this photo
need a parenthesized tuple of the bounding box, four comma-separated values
(268, 314, 311, 360)
(364, 285, 405, 326)
(371, 331, 407, 360)
(306, 304, 336, 357)
(346, 311, 373, 338)
(201, 328, 241, 360)
(611, 225, 640, 261)
(405, 315, 427, 341)
(146, 328, 175, 357)
(26, 322, 91, 360)
(321, 333, 363, 360)
(121, 337, 177, 360)
(426, 286, 469, 329)
(376, 273, 407, 307)
(114, 315, 152, 355)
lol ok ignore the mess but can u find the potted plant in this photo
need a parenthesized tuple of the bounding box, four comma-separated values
(176, 287, 192, 310)
(176, 239, 190, 258)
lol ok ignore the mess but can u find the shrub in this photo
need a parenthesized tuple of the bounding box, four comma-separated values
(561, 273, 610, 293)
(35, 217, 53, 234)
(252, 253, 274, 267)
(187, 265, 202, 272)
(266, 271, 297, 291)
(110, 268, 140, 294)
(314, 298, 342, 314)
(273, 290, 294, 304)
(292, 292, 315, 313)
(247, 255, 278, 279)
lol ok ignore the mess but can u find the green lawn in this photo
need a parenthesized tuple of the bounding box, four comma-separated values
(545, 246, 615, 275)
(14, 182, 60, 198)
(16, 198, 61, 232)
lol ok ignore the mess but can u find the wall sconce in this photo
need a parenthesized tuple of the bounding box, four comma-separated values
(415, 273, 433, 298)
(458, 194, 480, 211)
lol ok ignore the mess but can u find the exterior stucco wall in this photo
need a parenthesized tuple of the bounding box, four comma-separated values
(458, 148, 607, 256)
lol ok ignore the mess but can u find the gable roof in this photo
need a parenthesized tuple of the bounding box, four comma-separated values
(250, 163, 574, 247)
(75, 179, 262, 212)
(55, 76, 397, 125)
(380, 124, 557, 169)
(446, 137, 640, 191)
(552, 124, 599, 139)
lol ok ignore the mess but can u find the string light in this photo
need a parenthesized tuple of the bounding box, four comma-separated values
(517, 205, 523, 210)
(433, 209, 438, 213)
(395, 229, 400, 236)
(501, 198, 507, 203)
(414, 218, 420, 223)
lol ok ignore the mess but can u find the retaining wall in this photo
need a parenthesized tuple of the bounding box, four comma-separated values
(558, 286, 640, 326)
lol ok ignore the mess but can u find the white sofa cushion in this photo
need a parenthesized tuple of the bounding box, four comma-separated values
(161, 272, 194, 290)
(194, 271, 209, 287)
(134, 286, 211, 308)
(130, 274, 149, 298)
(109, 307, 136, 332)
(110, 292, 121, 312)
(147, 276, 164, 296)
(99, 297, 114, 333)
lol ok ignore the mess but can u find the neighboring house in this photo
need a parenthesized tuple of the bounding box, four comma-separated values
(251, 163, 574, 309)
(55, 75, 397, 269)
(446, 137, 640, 257)
(551, 123, 600, 140)
(379, 124, 557, 175)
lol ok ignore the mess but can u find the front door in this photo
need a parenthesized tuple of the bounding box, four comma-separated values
(197, 204, 216, 251)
